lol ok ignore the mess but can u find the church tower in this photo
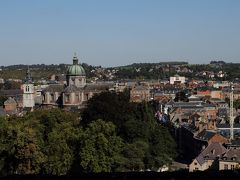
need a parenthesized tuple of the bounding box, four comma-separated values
(66, 53, 86, 88)
(23, 67, 35, 108)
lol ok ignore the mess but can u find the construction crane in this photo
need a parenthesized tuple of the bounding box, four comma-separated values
(230, 84, 234, 140)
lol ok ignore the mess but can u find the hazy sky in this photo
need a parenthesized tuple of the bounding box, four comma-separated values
(1, 0, 240, 67)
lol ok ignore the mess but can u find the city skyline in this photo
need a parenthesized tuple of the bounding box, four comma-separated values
(1, 0, 240, 67)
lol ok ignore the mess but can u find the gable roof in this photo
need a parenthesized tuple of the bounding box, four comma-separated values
(195, 142, 227, 165)
(4, 97, 17, 105)
(221, 147, 240, 162)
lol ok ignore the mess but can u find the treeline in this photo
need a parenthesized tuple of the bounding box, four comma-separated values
(0, 63, 97, 81)
(0, 91, 176, 175)
(1, 62, 240, 81)
(115, 63, 240, 81)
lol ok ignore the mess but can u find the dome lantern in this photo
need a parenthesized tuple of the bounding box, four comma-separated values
(67, 54, 86, 76)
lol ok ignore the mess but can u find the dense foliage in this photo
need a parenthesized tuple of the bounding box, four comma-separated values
(0, 91, 177, 175)
(82, 91, 177, 171)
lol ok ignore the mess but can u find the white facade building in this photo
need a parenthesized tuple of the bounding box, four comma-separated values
(170, 74, 186, 84)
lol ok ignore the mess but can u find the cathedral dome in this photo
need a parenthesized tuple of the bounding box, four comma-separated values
(67, 55, 86, 76)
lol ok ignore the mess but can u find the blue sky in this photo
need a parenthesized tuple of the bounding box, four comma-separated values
(0, 0, 240, 67)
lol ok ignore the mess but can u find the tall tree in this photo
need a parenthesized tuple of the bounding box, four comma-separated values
(79, 119, 124, 172)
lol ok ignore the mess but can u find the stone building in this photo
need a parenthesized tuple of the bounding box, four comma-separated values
(4, 97, 17, 114)
(189, 142, 227, 172)
(42, 55, 113, 109)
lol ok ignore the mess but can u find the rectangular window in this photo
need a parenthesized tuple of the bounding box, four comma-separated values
(76, 94, 79, 102)
(50, 94, 54, 102)
(224, 164, 228, 170)
(65, 95, 70, 103)
(231, 165, 234, 170)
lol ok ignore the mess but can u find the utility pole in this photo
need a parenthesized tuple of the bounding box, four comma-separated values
(230, 83, 234, 140)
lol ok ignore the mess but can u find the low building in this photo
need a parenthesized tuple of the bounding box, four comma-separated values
(219, 146, 240, 170)
(189, 142, 227, 172)
(4, 97, 17, 115)
(170, 74, 186, 85)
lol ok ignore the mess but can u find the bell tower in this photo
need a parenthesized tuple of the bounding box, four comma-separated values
(23, 67, 35, 108)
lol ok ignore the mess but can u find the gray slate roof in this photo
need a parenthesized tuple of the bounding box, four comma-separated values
(195, 142, 227, 165)
(4, 97, 17, 104)
(42, 84, 64, 92)
(0, 89, 23, 96)
(196, 130, 216, 141)
(63, 85, 81, 93)
(221, 147, 240, 162)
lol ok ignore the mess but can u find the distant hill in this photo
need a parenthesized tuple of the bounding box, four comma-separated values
(0, 61, 239, 82)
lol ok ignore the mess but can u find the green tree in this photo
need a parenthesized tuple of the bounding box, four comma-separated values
(0, 109, 82, 176)
(30, 109, 81, 175)
(121, 141, 149, 171)
(79, 119, 124, 172)
(148, 125, 177, 169)
(0, 115, 46, 175)
(82, 91, 177, 171)
(82, 91, 133, 129)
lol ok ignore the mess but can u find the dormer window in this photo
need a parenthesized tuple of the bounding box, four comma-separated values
(204, 154, 209, 158)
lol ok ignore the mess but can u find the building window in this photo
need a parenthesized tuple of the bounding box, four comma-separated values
(224, 164, 228, 170)
(195, 167, 198, 170)
(76, 94, 79, 102)
(50, 94, 54, 102)
(65, 95, 70, 103)
(231, 165, 235, 170)
(25, 86, 29, 92)
(194, 162, 197, 165)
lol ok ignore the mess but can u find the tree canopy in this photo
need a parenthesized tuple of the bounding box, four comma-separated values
(0, 91, 177, 175)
